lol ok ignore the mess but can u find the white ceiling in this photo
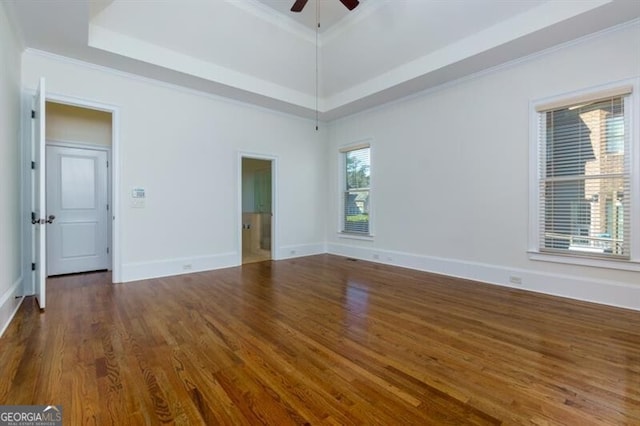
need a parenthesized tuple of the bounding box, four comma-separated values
(5, 0, 640, 120)
(255, 0, 368, 32)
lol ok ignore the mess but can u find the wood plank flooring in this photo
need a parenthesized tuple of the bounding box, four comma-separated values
(1, 254, 639, 425)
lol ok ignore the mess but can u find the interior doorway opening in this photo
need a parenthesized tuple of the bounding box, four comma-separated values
(24, 81, 121, 310)
(45, 101, 113, 276)
(241, 157, 273, 264)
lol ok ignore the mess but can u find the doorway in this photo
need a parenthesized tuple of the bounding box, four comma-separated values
(24, 82, 120, 309)
(241, 157, 273, 264)
(45, 101, 112, 276)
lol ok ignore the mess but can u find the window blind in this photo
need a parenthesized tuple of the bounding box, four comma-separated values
(538, 95, 630, 259)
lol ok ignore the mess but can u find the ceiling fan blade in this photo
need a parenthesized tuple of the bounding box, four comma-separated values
(291, 0, 308, 12)
(339, 0, 360, 10)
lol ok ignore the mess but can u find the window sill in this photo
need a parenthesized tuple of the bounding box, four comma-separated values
(338, 232, 375, 242)
(528, 251, 640, 272)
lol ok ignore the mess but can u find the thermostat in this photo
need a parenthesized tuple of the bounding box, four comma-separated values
(132, 188, 145, 199)
(131, 187, 146, 208)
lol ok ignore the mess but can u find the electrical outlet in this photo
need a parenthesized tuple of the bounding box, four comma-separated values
(290, 250, 296, 255)
(183, 264, 192, 271)
(372, 254, 380, 260)
(509, 275, 522, 285)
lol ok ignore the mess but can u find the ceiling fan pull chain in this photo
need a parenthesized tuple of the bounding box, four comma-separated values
(315, 0, 320, 131)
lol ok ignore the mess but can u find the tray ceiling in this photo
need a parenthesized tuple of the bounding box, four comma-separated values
(5, 0, 640, 120)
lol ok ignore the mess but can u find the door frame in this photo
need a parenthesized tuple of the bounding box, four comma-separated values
(237, 152, 278, 264)
(22, 91, 121, 293)
(46, 141, 112, 275)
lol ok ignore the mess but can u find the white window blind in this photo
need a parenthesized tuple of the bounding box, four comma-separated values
(537, 94, 630, 259)
(342, 145, 370, 234)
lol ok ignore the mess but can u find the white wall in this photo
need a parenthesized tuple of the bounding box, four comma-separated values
(17, 20, 640, 311)
(327, 22, 640, 311)
(0, 3, 24, 336)
(22, 50, 326, 282)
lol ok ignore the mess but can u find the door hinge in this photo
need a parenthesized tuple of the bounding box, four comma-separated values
(106, 204, 109, 211)
(107, 247, 110, 254)
(31, 262, 36, 271)
(31, 110, 35, 119)
(31, 212, 36, 224)
(31, 161, 35, 169)
(106, 160, 109, 168)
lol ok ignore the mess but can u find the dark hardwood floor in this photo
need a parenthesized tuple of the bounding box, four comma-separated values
(1, 254, 638, 425)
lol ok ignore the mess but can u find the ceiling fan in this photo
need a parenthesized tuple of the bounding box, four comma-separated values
(290, 0, 360, 13)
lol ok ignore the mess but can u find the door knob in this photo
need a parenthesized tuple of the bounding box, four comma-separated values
(31, 213, 55, 225)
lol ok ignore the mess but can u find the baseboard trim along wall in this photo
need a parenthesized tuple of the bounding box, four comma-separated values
(121, 243, 327, 283)
(0, 277, 24, 338)
(121, 252, 238, 283)
(118, 243, 639, 311)
(327, 243, 640, 312)
(276, 243, 326, 260)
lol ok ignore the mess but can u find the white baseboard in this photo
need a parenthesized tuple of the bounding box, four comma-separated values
(276, 243, 326, 260)
(120, 244, 326, 283)
(0, 277, 24, 338)
(119, 243, 640, 311)
(327, 243, 640, 312)
(121, 252, 239, 283)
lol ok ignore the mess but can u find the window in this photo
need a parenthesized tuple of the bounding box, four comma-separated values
(531, 83, 639, 268)
(341, 144, 371, 235)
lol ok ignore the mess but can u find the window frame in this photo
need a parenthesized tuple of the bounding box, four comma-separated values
(338, 141, 374, 239)
(528, 79, 640, 271)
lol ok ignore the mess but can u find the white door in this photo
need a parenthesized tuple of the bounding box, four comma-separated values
(46, 145, 109, 276)
(33, 78, 46, 309)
